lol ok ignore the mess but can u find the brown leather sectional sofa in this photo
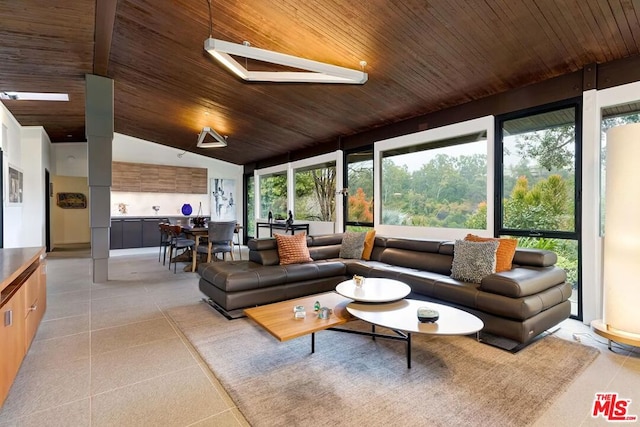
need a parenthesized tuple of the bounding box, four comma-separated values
(197, 233, 572, 345)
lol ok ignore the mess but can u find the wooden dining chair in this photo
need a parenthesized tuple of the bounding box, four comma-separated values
(158, 223, 172, 265)
(167, 225, 195, 273)
(196, 221, 236, 263)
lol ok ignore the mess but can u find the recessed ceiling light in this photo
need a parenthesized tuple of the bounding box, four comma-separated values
(0, 91, 69, 101)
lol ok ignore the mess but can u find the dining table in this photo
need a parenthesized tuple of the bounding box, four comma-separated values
(180, 224, 243, 272)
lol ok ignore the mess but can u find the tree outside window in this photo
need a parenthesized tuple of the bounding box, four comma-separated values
(381, 134, 487, 228)
(259, 173, 287, 219)
(294, 163, 336, 221)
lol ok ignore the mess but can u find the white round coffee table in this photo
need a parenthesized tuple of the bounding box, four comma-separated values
(335, 278, 411, 302)
(346, 299, 484, 368)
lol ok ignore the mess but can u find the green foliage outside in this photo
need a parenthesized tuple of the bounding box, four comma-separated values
(259, 174, 287, 219)
(347, 159, 374, 223)
(381, 155, 486, 228)
(246, 176, 255, 237)
(294, 166, 336, 221)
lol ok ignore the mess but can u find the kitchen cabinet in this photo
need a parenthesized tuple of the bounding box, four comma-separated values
(142, 219, 163, 247)
(112, 162, 207, 194)
(110, 219, 124, 249)
(110, 217, 170, 249)
(122, 219, 143, 248)
(0, 248, 46, 407)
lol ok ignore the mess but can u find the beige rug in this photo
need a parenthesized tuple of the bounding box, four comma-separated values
(168, 302, 599, 427)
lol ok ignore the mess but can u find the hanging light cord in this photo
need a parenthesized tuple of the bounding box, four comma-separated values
(207, 0, 213, 37)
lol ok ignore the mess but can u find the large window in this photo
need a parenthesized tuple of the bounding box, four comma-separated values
(294, 162, 336, 221)
(381, 133, 487, 228)
(497, 101, 581, 318)
(345, 149, 373, 228)
(259, 172, 287, 219)
(245, 174, 255, 240)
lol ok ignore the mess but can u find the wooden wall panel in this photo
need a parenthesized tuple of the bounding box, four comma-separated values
(190, 169, 208, 194)
(111, 162, 207, 194)
(112, 162, 140, 192)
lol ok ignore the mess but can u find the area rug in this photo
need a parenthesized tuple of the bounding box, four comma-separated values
(167, 302, 599, 427)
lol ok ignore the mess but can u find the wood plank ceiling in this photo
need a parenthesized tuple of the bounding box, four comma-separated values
(1, 0, 639, 165)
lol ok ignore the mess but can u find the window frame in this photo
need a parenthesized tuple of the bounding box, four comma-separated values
(494, 97, 583, 320)
(373, 116, 495, 240)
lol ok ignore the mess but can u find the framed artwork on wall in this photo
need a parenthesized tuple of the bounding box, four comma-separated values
(7, 165, 23, 205)
(210, 178, 236, 220)
(56, 192, 87, 209)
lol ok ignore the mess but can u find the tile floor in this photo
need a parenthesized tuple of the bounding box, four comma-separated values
(0, 247, 638, 426)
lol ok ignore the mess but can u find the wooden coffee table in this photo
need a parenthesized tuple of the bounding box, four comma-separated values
(244, 291, 484, 369)
(244, 292, 353, 352)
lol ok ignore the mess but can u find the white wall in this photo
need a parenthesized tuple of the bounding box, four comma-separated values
(51, 142, 88, 177)
(1, 102, 25, 248)
(22, 127, 51, 247)
(1, 104, 51, 248)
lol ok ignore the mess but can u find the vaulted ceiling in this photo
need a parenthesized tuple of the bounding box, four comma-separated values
(1, 1, 639, 165)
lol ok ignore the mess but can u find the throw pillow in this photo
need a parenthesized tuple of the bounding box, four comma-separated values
(274, 233, 313, 265)
(450, 239, 499, 283)
(339, 231, 367, 259)
(361, 229, 377, 260)
(465, 234, 518, 272)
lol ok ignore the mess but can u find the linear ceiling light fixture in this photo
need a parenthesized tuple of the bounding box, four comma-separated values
(197, 126, 227, 148)
(0, 91, 69, 101)
(204, 38, 368, 84)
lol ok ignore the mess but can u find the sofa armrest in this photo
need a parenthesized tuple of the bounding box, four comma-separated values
(479, 266, 567, 297)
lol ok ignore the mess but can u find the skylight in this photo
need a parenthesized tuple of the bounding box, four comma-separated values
(0, 91, 69, 101)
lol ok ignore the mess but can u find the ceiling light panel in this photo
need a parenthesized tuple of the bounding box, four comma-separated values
(204, 38, 368, 84)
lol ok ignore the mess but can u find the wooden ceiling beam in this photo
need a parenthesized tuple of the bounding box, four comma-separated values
(93, 0, 118, 76)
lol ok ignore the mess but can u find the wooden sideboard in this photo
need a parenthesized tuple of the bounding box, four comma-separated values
(112, 161, 207, 194)
(0, 247, 46, 407)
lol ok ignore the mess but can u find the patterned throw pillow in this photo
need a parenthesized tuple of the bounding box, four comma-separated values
(275, 233, 313, 265)
(465, 234, 518, 272)
(450, 239, 499, 283)
(339, 231, 367, 259)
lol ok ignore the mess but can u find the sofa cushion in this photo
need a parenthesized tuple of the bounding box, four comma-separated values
(512, 248, 557, 267)
(465, 234, 518, 272)
(450, 239, 499, 283)
(275, 233, 313, 265)
(479, 266, 568, 297)
(198, 260, 347, 293)
(339, 231, 367, 259)
(361, 230, 376, 260)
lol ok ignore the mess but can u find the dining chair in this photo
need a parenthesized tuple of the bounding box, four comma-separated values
(196, 221, 236, 263)
(158, 223, 172, 265)
(233, 223, 242, 260)
(167, 225, 195, 273)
